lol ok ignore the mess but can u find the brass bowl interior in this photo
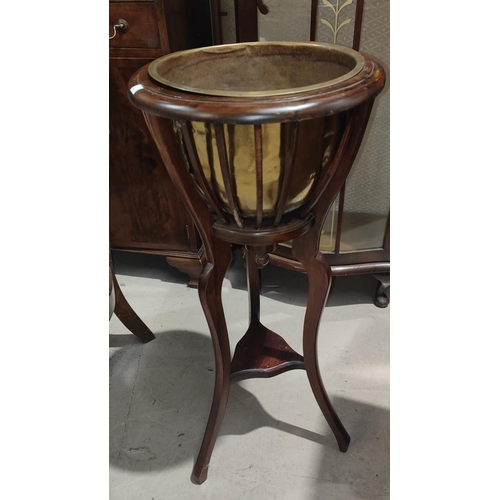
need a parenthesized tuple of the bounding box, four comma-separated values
(176, 114, 347, 219)
(149, 42, 364, 97)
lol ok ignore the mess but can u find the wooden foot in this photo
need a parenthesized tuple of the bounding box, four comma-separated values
(373, 273, 390, 308)
(292, 236, 350, 452)
(165, 254, 204, 288)
(111, 271, 155, 343)
(192, 240, 233, 485)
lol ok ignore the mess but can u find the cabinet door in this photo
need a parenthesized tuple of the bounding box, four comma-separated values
(109, 57, 195, 252)
(316, 0, 390, 256)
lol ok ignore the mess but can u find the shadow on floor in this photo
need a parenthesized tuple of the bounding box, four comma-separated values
(109, 330, 389, 497)
(111, 251, 189, 285)
(111, 249, 387, 309)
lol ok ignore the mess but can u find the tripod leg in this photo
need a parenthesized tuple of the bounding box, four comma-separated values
(192, 240, 233, 484)
(111, 266, 155, 343)
(292, 237, 350, 451)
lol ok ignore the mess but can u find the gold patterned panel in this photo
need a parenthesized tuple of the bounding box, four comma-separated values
(320, 0, 354, 44)
(316, 0, 356, 47)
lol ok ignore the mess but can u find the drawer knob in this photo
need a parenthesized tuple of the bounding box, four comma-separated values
(109, 19, 129, 40)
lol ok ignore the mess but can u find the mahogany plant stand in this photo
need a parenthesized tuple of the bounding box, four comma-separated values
(128, 42, 385, 483)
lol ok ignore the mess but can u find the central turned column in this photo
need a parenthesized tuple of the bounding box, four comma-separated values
(230, 245, 305, 382)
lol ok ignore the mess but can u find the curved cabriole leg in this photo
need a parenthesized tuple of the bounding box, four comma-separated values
(111, 270, 155, 343)
(288, 100, 375, 451)
(292, 236, 350, 452)
(192, 239, 233, 484)
(142, 114, 234, 484)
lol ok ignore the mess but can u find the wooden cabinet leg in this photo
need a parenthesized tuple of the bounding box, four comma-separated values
(111, 272, 155, 343)
(165, 255, 204, 288)
(292, 236, 350, 452)
(192, 240, 233, 484)
(373, 273, 390, 308)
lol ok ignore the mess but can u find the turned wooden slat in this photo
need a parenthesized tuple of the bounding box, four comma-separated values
(234, 0, 258, 42)
(227, 124, 236, 168)
(273, 122, 299, 226)
(227, 124, 239, 220)
(300, 112, 354, 216)
(214, 124, 244, 228)
(246, 246, 261, 325)
(254, 124, 264, 229)
(352, 0, 365, 51)
(211, 0, 223, 45)
(180, 121, 228, 223)
(334, 184, 346, 254)
(304, 100, 375, 240)
(310, 0, 319, 41)
(142, 114, 218, 262)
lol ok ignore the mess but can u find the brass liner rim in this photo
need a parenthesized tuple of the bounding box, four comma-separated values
(148, 42, 365, 98)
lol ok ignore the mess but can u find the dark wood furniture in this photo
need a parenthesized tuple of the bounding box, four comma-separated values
(214, 0, 390, 307)
(128, 42, 385, 483)
(110, 1, 390, 306)
(109, 0, 209, 286)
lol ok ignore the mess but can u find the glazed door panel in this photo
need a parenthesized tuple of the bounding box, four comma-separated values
(318, 0, 390, 256)
(218, 0, 390, 261)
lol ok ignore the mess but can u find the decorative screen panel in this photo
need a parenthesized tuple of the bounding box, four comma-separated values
(315, 0, 356, 46)
(341, 0, 389, 251)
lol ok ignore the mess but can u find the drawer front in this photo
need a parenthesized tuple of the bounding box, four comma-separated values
(109, 2, 160, 49)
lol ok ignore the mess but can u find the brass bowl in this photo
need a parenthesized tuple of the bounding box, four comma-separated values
(180, 116, 345, 218)
(148, 42, 364, 98)
(130, 42, 385, 228)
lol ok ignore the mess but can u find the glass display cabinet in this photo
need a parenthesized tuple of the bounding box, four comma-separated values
(213, 0, 390, 306)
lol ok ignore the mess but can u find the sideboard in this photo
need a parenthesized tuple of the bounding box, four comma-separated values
(109, 0, 210, 286)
